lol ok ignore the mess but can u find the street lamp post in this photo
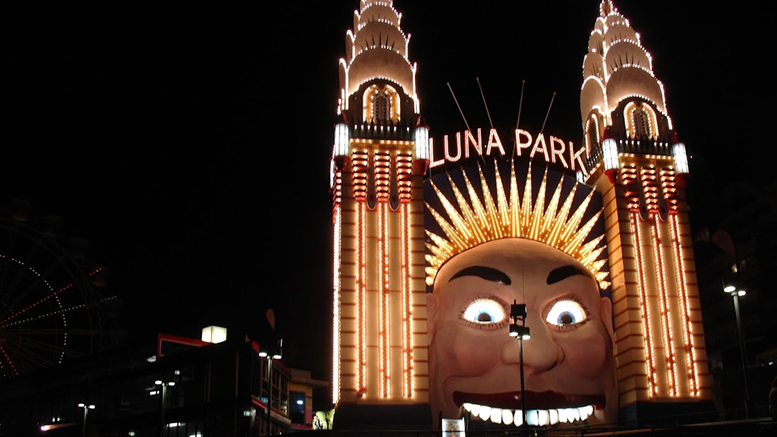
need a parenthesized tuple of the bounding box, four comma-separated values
(724, 283, 751, 418)
(509, 301, 530, 428)
(77, 403, 95, 437)
(259, 339, 282, 436)
(155, 378, 176, 437)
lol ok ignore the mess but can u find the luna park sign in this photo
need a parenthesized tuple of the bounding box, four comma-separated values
(429, 128, 589, 178)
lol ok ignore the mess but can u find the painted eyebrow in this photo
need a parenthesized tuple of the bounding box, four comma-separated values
(449, 265, 512, 285)
(546, 265, 593, 285)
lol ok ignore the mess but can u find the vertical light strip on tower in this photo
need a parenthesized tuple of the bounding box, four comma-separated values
(401, 201, 412, 397)
(630, 212, 658, 397)
(670, 212, 699, 395)
(622, 165, 657, 397)
(332, 175, 343, 405)
(642, 167, 678, 396)
(378, 201, 388, 397)
(662, 168, 699, 396)
(353, 150, 369, 396)
(397, 151, 414, 398)
(357, 200, 366, 396)
(375, 151, 390, 397)
(649, 214, 677, 397)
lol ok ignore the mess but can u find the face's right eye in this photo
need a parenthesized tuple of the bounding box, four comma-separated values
(461, 298, 507, 327)
(545, 299, 587, 327)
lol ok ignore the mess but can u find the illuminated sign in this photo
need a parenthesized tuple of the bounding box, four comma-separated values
(429, 128, 588, 177)
(441, 418, 465, 437)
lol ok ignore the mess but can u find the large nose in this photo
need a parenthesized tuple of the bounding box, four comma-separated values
(501, 311, 562, 374)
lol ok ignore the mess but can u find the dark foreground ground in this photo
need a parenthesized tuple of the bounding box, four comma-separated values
(305, 417, 775, 437)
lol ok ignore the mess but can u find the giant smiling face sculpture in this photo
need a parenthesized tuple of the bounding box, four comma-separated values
(427, 238, 617, 427)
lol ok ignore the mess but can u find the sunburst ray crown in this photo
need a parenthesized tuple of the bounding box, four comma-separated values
(425, 160, 610, 290)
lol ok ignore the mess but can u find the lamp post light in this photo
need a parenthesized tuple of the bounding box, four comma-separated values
(723, 283, 751, 418)
(508, 300, 530, 427)
(77, 403, 95, 437)
(259, 339, 282, 436)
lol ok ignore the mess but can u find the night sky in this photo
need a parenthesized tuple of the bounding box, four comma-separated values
(5, 1, 773, 382)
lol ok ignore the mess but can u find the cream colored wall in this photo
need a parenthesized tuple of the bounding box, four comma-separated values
(334, 147, 429, 404)
(594, 161, 713, 408)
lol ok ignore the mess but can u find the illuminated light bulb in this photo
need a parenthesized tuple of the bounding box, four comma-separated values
(601, 127, 619, 184)
(334, 116, 349, 158)
(671, 132, 689, 175)
(413, 117, 430, 175)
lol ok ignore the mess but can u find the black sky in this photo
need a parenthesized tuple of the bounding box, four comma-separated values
(4, 1, 773, 381)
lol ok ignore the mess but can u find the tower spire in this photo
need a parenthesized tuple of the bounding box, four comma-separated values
(337, 0, 419, 118)
(329, 1, 429, 423)
(579, 1, 713, 420)
(600, 0, 615, 17)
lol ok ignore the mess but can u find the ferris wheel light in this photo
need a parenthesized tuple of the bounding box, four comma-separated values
(1, 207, 111, 383)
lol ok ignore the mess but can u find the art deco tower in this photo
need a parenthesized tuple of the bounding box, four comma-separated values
(580, 0, 713, 421)
(329, 0, 430, 411)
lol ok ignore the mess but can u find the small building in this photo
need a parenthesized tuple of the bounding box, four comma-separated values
(289, 368, 329, 431)
(0, 326, 324, 436)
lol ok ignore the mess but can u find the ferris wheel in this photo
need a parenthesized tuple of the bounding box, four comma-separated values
(0, 200, 115, 382)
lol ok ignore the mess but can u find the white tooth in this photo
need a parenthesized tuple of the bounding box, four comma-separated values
(584, 405, 594, 416)
(478, 405, 491, 421)
(578, 405, 591, 421)
(526, 410, 539, 426)
(549, 409, 559, 425)
(490, 408, 502, 424)
(513, 410, 523, 427)
(538, 409, 549, 426)
(502, 409, 513, 425)
(462, 403, 473, 413)
(470, 404, 481, 416)
(569, 407, 580, 422)
(558, 408, 568, 423)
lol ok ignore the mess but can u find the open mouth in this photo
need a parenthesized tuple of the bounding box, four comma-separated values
(453, 391, 604, 427)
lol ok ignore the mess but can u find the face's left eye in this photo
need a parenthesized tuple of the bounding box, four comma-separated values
(462, 298, 507, 325)
(545, 299, 587, 326)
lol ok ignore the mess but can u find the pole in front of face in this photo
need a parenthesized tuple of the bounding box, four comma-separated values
(509, 300, 530, 428)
